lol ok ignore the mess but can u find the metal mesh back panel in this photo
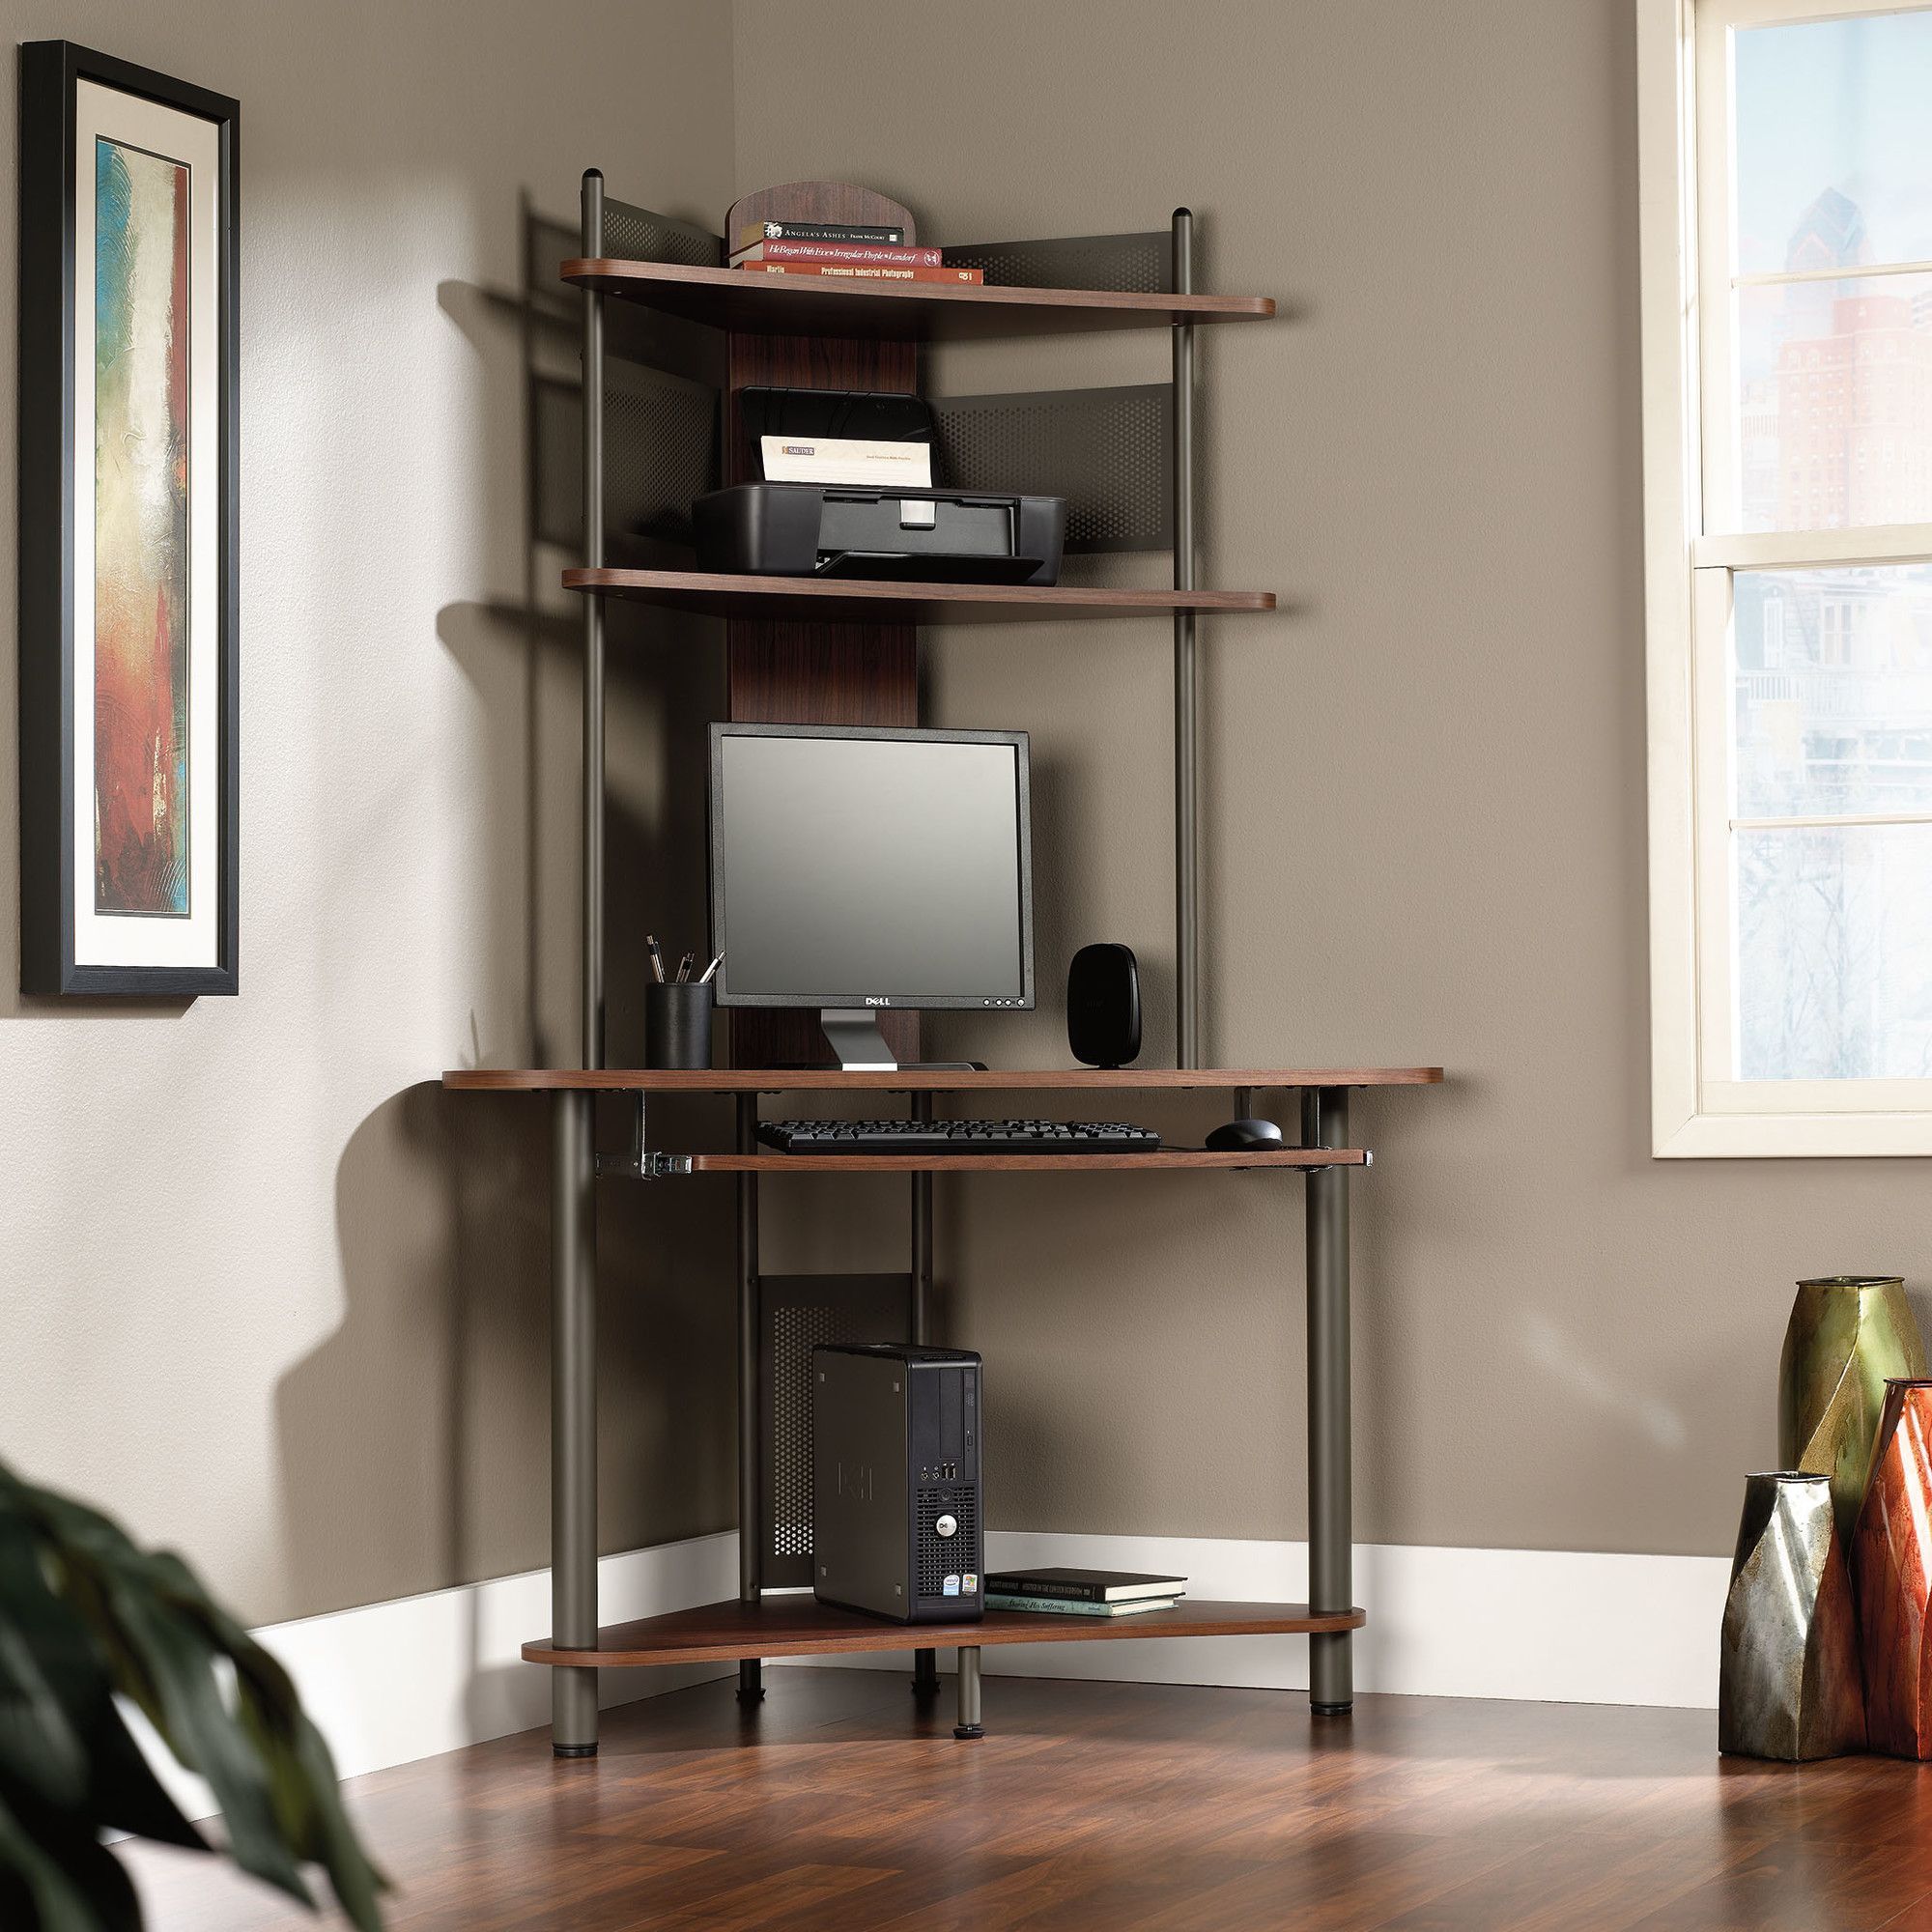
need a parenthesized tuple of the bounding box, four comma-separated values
(600, 197, 724, 269)
(531, 361, 719, 554)
(757, 1273, 913, 1588)
(941, 232, 1172, 293)
(933, 386, 1172, 554)
(916, 1487, 980, 1600)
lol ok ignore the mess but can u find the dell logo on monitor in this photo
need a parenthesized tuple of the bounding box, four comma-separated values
(865, 996, 892, 1007)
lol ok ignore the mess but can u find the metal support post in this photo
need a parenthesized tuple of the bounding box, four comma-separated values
(551, 1090, 599, 1754)
(581, 169, 607, 1071)
(911, 1091, 939, 1698)
(953, 1645, 984, 1740)
(1171, 207, 1199, 1070)
(549, 165, 608, 1762)
(736, 1094, 763, 1704)
(1303, 1087, 1353, 1715)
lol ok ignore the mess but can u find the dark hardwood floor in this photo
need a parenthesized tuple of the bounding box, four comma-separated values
(124, 1668, 1932, 1931)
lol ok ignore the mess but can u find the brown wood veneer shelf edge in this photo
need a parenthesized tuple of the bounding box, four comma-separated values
(561, 256, 1275, 339)
(442, 1066, 1444, 1091)
(523, 1597, 1365, 1669)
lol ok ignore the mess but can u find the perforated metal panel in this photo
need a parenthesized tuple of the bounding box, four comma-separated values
(756, 1273, 913, 1588)
(933, 386, 1172, 554)
(532, 360, 719, 555)
(916, 1487, 979, 1600)
(601, 196, 724, 270)
(942, 231, 1172, 293)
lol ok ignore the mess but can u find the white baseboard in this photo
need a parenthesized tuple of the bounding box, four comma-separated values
(778, 1530, 1731, 1711)
(142, 1525, 1724, 1819)
(142, 1530, 739, 1818)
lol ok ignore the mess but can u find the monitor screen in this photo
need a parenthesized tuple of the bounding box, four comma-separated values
(710, 724, 1033, 1009)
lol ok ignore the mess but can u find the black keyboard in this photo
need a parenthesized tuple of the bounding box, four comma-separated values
(757, 1118, 1162, 1155)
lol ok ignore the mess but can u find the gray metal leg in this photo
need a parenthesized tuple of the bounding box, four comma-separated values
(1303, 1087, 1353, 1717)
(552, 1089, 599, 1755)
(953, 1646, 984, 1740)
(1171, 207, 1200, 1071)
(736, 1096, 763, 1704)
(911, 1095, 938, 1699)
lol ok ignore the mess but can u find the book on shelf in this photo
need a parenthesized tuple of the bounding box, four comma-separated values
(736, 261, 984, 285)
(736, 218, 907, 247)
(985, 1594, 1179, 1618)
(732, 240, 945, 269)
(984, 1568, 1187, 1605)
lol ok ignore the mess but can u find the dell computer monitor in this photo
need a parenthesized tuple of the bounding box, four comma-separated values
(708, 723, 1034, 1068)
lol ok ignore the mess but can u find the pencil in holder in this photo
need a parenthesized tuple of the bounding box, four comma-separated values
(646, 980, 713, 1070)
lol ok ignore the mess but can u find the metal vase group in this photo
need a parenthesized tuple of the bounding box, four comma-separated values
(1719, 1473, 1865, 1760)
(1718, 1278, 1932, 1763)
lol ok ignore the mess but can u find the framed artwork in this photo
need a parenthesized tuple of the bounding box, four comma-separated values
(17, 42, 239, 996)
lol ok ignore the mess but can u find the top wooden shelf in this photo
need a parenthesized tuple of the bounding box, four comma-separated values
(561, 258, 1276, 340)
(443, 1066, 1443, 1094)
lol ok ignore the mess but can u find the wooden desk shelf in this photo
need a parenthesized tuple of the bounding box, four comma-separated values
(443, 1066, 1443, 1093)
(561, 569, 1277, 626)
(561, 256, 1275, 340)
(525, 1598, 1366, 1671)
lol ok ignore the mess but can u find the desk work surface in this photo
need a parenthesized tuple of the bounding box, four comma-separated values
(442, 1066, 1444, 1093)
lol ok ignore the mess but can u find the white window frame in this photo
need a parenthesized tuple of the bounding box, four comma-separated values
(1638, 0, 1932, 1155)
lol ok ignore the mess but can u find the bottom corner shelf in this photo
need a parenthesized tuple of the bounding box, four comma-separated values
(522, 1595, 1366, 1669)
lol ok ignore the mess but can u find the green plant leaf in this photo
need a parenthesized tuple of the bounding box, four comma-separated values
(96, 1572, 315, 1910)
(0, 1780, 141, 1932)
(0, 1515, 203, 1850)
(0, 1460, 388, 1927)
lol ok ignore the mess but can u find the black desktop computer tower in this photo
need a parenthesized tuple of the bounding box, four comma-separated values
(811, 1344, 983, 1624)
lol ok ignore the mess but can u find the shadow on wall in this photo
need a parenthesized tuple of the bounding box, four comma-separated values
(277, 1081, 547, 1613)
(272, 190, 736, 1724)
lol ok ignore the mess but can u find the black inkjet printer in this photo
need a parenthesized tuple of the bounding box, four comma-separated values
(693, 387, 1067, 585)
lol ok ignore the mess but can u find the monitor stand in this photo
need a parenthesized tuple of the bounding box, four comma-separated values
(818, 1009, 981, 1075)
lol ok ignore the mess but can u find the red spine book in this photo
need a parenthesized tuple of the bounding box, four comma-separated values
(735, 261, 985, 285)
(733, 239, 946, 269)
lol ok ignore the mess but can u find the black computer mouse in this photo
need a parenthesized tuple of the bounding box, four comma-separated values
(1205, 1117, 1285, 1151)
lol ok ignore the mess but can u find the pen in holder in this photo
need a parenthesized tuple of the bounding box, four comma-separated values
(646, 979, 713, 1070)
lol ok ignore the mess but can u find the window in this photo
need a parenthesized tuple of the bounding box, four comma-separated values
(1639, 0, 1932, 1153)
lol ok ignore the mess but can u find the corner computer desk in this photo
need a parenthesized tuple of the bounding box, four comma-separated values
(441, 1063, 1443, 1753)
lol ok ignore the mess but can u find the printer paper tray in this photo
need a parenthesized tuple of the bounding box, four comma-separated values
(815, 550, 1049, 584)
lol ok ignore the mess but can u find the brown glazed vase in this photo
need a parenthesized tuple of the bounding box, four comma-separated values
(1852, 1378, 1932, 1758)
(1779, 1276, 1928, 1551)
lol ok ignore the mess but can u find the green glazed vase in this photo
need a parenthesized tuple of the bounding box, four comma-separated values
(1779, 1276, 1928, 1548)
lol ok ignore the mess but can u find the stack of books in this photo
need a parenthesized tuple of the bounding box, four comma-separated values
(730, 218, 983, 286)
(983, 1568, 1186, 1617)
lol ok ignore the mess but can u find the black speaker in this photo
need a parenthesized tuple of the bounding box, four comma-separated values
(1066, 943, 1141, 1067)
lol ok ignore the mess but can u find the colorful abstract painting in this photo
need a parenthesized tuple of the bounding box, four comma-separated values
(93, 135, 188, 917)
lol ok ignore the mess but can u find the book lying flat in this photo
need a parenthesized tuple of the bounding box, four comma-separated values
(984, 1568, 1187, 1604)
(985, 1594, 1179, 1618)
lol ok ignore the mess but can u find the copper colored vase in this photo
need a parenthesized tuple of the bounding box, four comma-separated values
(1852, 1378, 1932, 1759)
(1719, 1473, 1865, 1760)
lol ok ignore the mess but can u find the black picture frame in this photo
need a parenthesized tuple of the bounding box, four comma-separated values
(17, 40, 240, 996)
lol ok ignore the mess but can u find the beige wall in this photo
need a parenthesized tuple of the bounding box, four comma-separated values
(9, 0, 1931, 1642)
(0, 0, 737, 1625)
(732, 0, 1932, 1560)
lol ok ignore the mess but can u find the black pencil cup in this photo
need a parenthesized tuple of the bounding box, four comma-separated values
(645, 980, 712, 1070)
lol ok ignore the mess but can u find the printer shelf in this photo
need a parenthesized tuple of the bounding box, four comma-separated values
(560, 256, 1275, 340)
(524, 1596, 1366, 1670)
(562, 568, 1276, 625)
